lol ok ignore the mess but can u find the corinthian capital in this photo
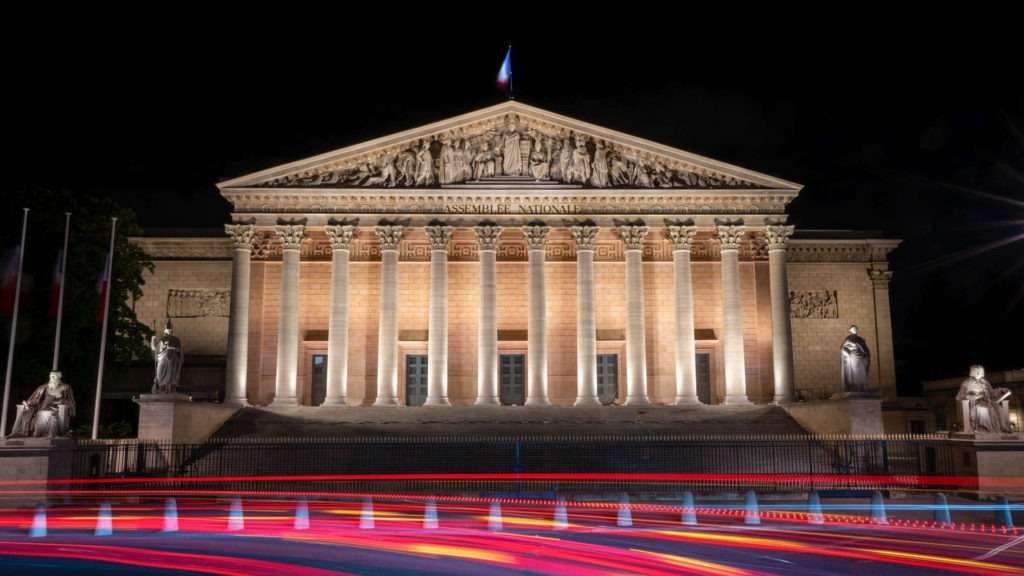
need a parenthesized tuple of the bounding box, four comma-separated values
(425, 222, 455, 251)
(570, 223, 599, 251)
(521, 222, 551, 250)
(765, 224, 795, 251)
(474, 222, 503, 251)
(374, 223, 405, 250)
(615, 219, 649, 251)
(225, 222, 256, 250)
(275, 218, 307, 251)
(325, 219, 358, 251)
(713, 218, 746, 251)
(664, 218, 698, 251)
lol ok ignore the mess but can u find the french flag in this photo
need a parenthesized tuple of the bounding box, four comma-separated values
(497, 45, 512, 92)
(0, 246, 19, 316)
(96, 254, 110, 323)
(48, 249, 64, 319)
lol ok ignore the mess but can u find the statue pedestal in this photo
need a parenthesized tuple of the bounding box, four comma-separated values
(949, 433, 1024, 498)
(784, 396, 884, 435)
(0, 437, 76, 505)
(135, 394, 238, 444)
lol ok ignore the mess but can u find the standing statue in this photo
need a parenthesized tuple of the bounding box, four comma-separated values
(567, 136, 592, 184)
(557, 136, 573, 182)
(609, 151, 630, 186)
(396, 149, 417, 187)
(151, 319, 184, 394)
(957, 365, 1013, 433)
(10, 371, 76, 437)
(590, 140, 609, 187)
(502, 117, 522, 176)
(438, 136, 457, 185)
(473, 140, 496, 179)
(458, 139, 474, 182)
(414, 140, 436, 187)
(840, 325, 871, 393)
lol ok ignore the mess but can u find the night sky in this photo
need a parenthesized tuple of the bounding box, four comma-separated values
(9, 37, 1023, 393)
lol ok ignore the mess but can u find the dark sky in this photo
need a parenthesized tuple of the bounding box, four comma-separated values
(9, 36, 1023, 392)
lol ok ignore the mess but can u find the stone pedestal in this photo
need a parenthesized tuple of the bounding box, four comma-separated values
(784, 396, 884, 435)
(0, 437, 75, 505)
(950, 433, 1024, 498)
(135, 394, 238, 443)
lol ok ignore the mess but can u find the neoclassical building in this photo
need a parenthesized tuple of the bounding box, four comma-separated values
(132, 101, 900, 408)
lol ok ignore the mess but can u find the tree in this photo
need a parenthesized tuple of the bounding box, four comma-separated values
(1, 187, 153, 432)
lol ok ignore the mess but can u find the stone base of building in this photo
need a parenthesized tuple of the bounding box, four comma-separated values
(135, 394, 238, 443)
(949, 433, 1024, 498)
(783, 396, 884, 435)
(0, 437, 76, 505)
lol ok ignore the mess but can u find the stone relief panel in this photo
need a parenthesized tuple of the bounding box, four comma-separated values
(255, 113, 763, 190)
(789, 290, 839, 319)
(166, 289, 230, 318)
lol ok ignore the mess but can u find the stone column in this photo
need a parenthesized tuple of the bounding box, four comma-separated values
(224, 222, 256, 405)
(618, 221, 650, 405)
(714, 220, 751, 405)
(424, 223, 454, 406)
(522, 223, 551, 406)
(474, 223, 502, 405)
(374, 223, 405, 406)
(766, 224, 796, 403)
(666, 221, 700, 405)
(273, 220, 306, 405)
(868, 268, 897, 398)
(324, 221, 358, 406)
(571, 223, 600, 406)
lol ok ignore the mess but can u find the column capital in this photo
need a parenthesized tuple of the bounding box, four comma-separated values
(765, 224, 795, 251)
(521, 222, 551, 250)
(474, 222, 503, 250)
(225, 222, 256, 250)
(325, 220, 358, 251)
(275, 218, 307, 251)
(374, 223, 405, 251)
(569, 223, 599, 250)
(868, 268, 894, 289)
(615, 219, 649, 251)
(713, 218, 746, 251)
(425, 222, 455, 251)
(665, 218, 698, 251)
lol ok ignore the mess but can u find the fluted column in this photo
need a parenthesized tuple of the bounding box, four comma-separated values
(571, 223, 600, 406)
(273, 220, 306, 405)
(666, 220, 700, 405)
(868, 268, 897, 398)
(324, 221, 358, 406)
(425, 223, 454, 406)
(374, 223, 405, 406)
(523, 222, 551, 406)
(618, 221, 650, 406)
(224, 222, 255, 405)
(714, 219, 750, 404)
(766, 223, 796, 403)
(474, 223, 502, 405)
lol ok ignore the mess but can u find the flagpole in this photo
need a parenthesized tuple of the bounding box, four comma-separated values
(91, 217, 117, 440)
(1, 208, 30, 438)
(507, 42, 514, 101)
(51, 212, 71, 372)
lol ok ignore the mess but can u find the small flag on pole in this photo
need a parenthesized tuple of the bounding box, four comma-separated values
(497, 45, 512, 97)
(96, 254, 111, 323)
(48, 249, 64, 320)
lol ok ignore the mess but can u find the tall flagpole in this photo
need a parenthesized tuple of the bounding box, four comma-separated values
(51, 212, 71, 371)
(507, 41, 514, 101)
(91, 216, 117, 440)
(1, 208, 30, 438)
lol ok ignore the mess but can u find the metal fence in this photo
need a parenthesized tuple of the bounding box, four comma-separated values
(62, 434, 956, 495)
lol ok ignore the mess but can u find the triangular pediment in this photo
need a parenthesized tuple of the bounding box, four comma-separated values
(218, 101, 801, 192)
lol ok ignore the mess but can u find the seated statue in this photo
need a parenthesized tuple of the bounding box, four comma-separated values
(151, 319, 184, 394)
(840, 325, 871, 393)
(957, 365, 1013, 433)
(10, 371, 76, 438)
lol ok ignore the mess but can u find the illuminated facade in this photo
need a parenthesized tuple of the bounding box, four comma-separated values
(132, 101, 900, 407)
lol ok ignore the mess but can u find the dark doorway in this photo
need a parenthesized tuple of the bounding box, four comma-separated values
(405, 354, 428, 406)
(597, 354, 619, 405)
(311, 354, 327, 406)
(696, 352, 712, 404)
(499, 354, 526, 406)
